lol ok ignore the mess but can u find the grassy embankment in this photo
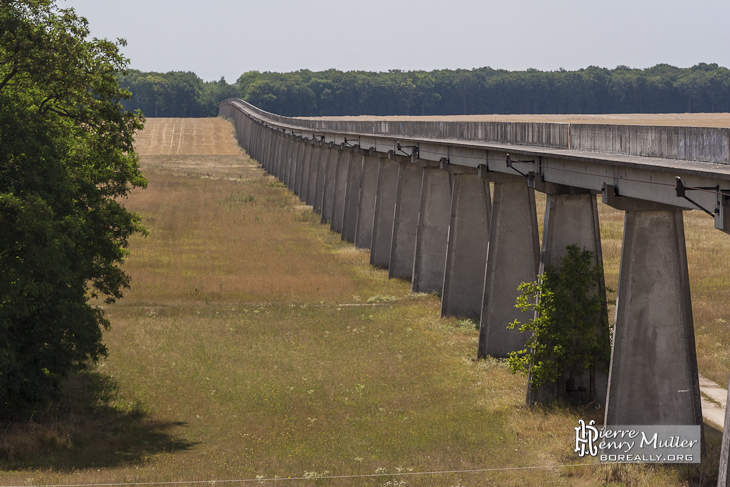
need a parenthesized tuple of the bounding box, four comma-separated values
(1, 117, 729, 486)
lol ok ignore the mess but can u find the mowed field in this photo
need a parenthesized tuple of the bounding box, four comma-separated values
(2, 117, 730, 486)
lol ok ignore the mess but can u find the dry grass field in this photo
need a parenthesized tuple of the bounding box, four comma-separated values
(2, 116, 729, 487)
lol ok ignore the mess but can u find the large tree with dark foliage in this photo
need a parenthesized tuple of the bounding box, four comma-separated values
(0, 0, 146, 417)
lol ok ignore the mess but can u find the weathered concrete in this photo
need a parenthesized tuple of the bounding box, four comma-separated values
(306, 144, 321, 206)
(331, 149, 351, 234)
(528, 190, 608, 406)
(389, 162, 423, 280)
(440, 173, 491, 320)
(313, 144, 329, 214)
(283, 136, 294, 187)
(298, 142, 313, 201)
(718, 376, 730, 486)
(354, 154, 381, 250)
(412, 167, 452, 294)
(571, 124, 730, 163)
(604, 209, 702, 431)
(342, 151, 364, 243)
(370, 159, 400, 268)
(288, 140, 303, 193)
(321, 147, 339, 224)
(478, 180, 540, 358)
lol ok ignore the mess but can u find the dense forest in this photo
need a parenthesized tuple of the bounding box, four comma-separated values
(118, 64, 730, 118)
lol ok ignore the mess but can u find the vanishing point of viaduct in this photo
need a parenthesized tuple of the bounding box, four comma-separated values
(219, 99, 730, 471)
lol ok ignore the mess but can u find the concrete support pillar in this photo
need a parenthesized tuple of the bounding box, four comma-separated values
(389, 162, 423, 280)
(296, 142, 312, 201)
(354, 154, 381, 250)
(321, 147, 340, 225)
(342, 151, 364, 243)
(262, 129, 273, 171)
(718, 380, 730, 486)
(289, 140, 303, 193)
(604, 208, 702, 431)
(282, 137, 293, 187)
(412, 167, 452, 294)
(370, 159, 400, 268)
(331, 150, 352, 234)
(251, 124, 259, 162)
(440, 172, 491, 320)
(250, 124, 260, 162)
(527, 187, 607, 405)
(270, 132, 280, 176)
(306, 144, 320, 206)
(276, 135, 285, 181)
(478, 180, 540, 358)
(313, 144, 329, 215)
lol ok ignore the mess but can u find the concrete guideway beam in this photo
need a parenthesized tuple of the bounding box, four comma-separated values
(440, 173, 491, 321)
(331, 149, 352, 234)
(370, 159, 400, 268)
(412, 167, 452, 294)
(342, 151, 364, 243)
(528, 190, 608, 406)
(604, 208, 703, 433)
(354, 154, 381, 250)
(389, 161, 423, 280)
(478, 180, 541, 358)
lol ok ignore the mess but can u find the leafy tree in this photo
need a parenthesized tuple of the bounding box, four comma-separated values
(0, 0, 146, 417)
(506, 245, 611, 400)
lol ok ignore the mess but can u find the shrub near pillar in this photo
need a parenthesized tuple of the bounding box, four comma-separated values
(527, 191, 608, 406)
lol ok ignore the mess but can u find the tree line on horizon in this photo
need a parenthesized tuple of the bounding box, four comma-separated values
(118, 63, 730, 118)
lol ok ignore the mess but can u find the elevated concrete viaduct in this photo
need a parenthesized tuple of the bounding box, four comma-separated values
(219, 98, 730, 470)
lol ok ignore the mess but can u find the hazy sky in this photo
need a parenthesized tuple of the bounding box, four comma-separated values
(61, 0, 730, 83)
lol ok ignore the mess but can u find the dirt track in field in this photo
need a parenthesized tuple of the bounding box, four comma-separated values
(302, 112, 730, 127)
(134, 118, 256, 180)
(135, 118, 243, 156)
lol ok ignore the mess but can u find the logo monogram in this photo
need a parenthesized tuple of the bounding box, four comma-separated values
(574, 419, 599, 457)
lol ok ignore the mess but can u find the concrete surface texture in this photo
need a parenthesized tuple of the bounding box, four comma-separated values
(370, 159, 399, 268)
(411, 167, 452, 294)
(354, 155, 380, 250)
(605, 210, 702, 427)
(478, 181, 540, 358)
(330, 150, 350, 234)
(388, 162, 423, 280)
(341, 153, 363, 243)
(440, 173, 491, 321)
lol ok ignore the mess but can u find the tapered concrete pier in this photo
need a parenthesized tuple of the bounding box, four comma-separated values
(331, 149, 351, 234)
(478, 179, 540, 358)
(527, 185, 608, 405)
(412, 167, 452, 294)
(604, 207, 702, 431)
(389, 161, 423, 280)
(342, 150, 363, 243)
(370, 158, 400, 268)
(440, 172, 491, 320)
(354, 154, 381, 250)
